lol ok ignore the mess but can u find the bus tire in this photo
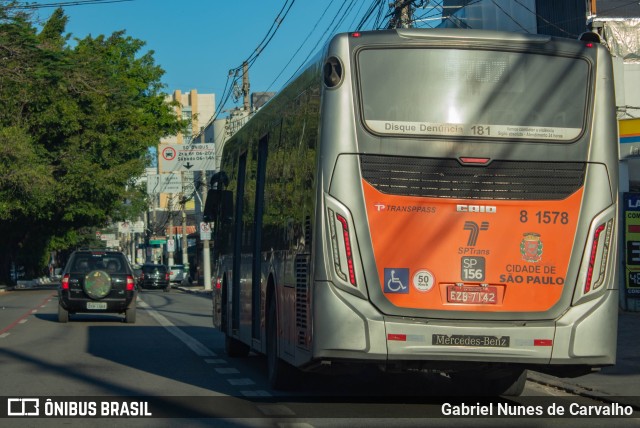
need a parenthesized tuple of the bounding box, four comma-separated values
(498, 368, 527, 397)
(225, 334, 250, 357)
(452, 368, 527, 397)
(267, 298, 298, 390)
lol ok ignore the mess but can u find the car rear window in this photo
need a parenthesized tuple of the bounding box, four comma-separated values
(143, 265, 167, 273)
(69, 253, 128, 274)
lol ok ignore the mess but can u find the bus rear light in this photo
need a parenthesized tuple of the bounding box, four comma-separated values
(584, 220, 613, 294)
(336, 214, 357, 286)
(126, 275, 135, 291)
(61, 274, 70, 290)
(329, 207, 357, 287)
(388, 334, 407, 341)
(459, 157, 490, 165)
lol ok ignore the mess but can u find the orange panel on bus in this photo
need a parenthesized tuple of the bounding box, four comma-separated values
(362, 180, 583, 312)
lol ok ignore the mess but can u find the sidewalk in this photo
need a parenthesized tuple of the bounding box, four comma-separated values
(529, 310, 640, 407)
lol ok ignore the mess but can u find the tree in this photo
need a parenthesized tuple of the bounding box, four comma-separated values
(0, 5, 185, 282)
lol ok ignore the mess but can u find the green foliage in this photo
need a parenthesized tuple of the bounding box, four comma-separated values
(0, 6, 184, 282)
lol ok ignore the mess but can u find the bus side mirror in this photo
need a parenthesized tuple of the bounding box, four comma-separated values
(203, 189, 233, 224)
(203, 189, 219, 223)
(220, 190, 234, 224)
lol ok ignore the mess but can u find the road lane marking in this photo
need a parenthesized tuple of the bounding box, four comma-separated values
(0, 292, 55, 336)
(138, 298, 216, 357)
(0, 333, 9, 339)
(227, 378, 255, 386)
(18, 319, 27, 324)
(240, 390, 272, 397)
(215, 367, 240, 374)
(257, 404, 295, 416)
(277, 424, 314, 428)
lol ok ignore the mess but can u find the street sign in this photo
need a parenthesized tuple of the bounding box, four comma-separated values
(619, 118, 640, 159)
(158, 143, 216, 172)
(200, 222, 211, 240)
(167, 238, 175, 252)
(624, 193, 640, 297)
(146, 173, 183, 195)
(100, 233, 116, 241)
(132, 221, 145, 233)
(118, 222, 131, 233)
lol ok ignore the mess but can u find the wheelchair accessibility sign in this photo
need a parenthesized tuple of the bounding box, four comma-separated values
(384, 268, 409, 293)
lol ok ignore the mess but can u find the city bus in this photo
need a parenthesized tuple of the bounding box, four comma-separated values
(206, 28, 619, 396)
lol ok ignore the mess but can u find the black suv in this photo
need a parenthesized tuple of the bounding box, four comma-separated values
(58, 249, 137, 323)
(140, 264, 170, 292)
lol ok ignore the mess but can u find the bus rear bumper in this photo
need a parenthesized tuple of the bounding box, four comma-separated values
(312, 281, 617, 368)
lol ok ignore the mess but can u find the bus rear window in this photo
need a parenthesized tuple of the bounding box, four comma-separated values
(357, 48, 589, 141)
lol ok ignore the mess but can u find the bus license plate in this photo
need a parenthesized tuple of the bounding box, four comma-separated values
(86, 302, 107, 310)
(447, 286, 497, 304)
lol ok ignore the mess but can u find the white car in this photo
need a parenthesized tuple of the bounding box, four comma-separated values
(168, 265, 189, 285)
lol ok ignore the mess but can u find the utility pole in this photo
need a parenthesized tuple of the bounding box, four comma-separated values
(181, 202, 189, 269)
(201, 172, 212, 290)
(388, 0, 413, 29)
(167, 196, 174, 267)
(242, 61, 250, 113)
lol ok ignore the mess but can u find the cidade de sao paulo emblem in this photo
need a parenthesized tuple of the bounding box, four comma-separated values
(521, 232, 543, 263)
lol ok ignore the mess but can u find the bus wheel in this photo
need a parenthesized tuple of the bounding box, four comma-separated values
(225, 334, 250, 357)
(451, 368, 527, 397)
(267, 298, 298, 390)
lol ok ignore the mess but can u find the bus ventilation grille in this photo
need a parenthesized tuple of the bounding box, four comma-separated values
(295, 254, 310, 348)
(360, 155, 586, 200)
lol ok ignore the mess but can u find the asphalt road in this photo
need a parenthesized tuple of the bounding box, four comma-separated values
(0, 288, 637, 427)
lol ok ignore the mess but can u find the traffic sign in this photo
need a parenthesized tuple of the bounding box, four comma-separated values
(147, 173, 183, 194)
(158, 144, 216, 172)
(200, 222, 211, 240)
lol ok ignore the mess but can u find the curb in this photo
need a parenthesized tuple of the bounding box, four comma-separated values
(528, 371, 640, 409)
(175, 286, 212, 296)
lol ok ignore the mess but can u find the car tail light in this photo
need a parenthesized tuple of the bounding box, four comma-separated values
(126, 275, 135, 291)
(165, 272, 170, 280)
(61, 274, 70, 290)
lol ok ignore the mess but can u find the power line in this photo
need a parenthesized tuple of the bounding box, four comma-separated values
(511, 0, 575, 37)
(211, 0, 297, 123)
(265, 0, 339, 92)
(9, 0, 134, 9)
(491, 0, 531, 33)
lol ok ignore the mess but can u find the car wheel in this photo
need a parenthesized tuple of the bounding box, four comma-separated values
(58, 304, 69, 323)
(125, 304, 136, 324)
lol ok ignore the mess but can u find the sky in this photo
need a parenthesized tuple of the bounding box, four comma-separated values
(26, 0, 443, 117)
